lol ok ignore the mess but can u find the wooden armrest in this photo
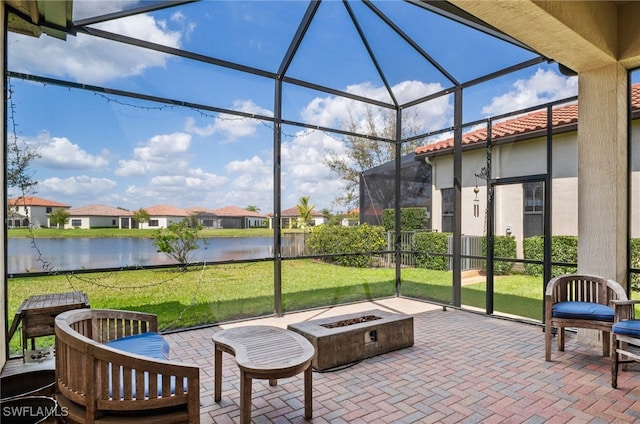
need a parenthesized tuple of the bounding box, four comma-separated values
(611, 300, 640, 306)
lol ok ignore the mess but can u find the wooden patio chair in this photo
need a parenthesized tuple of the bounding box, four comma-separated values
(611, 299, 640, 388)
(545, 274, 627, 361)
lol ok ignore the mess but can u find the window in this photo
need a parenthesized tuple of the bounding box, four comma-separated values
(523, 182, 544, 238)
(46, 207, 52, 213)
(71, 219, 81, 227)
(149, 219, 159, 227)
(442, 188, 454, 233)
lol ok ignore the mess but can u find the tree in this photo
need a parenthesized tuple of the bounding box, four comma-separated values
(324, 106, 425, 210)
(49, 208, 70, 229)
(296, 195, 315, 229)
(151, 219, 203, 270)
(7, 84, 40, 198)
(133, 208, 150, 228)
(246, 205, 260, 212)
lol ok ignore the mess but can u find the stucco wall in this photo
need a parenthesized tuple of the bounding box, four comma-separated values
(428, 127, 595, 257)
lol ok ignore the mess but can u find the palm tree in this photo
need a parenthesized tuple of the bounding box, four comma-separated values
(49, 208, 70, 229)
(246, 205, 260, 212)
(296, 195, 315, 230)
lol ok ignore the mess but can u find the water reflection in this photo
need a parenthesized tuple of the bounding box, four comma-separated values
(7, 237, 273, 274)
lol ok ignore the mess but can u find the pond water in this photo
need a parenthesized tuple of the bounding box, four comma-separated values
(7, 237, 274, 274)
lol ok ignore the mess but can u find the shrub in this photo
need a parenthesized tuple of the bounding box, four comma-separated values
(307, 224, 386, 267)
(522, 235, 577, 277)
(414, 232, 450, 270)
(631, 238, 640, 291)
(481, 235, 516, 275)
(381, 207, 428, 231)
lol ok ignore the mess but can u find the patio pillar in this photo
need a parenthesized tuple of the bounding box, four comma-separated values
(576, 64, 628, 347)
(577, 65, 628, 282)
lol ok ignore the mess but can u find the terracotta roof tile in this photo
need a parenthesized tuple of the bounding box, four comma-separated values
(144, 205, 189, 217)
(212, 206, 265, 217)
(67, 204, 133, 216)
(278, 206, 326, 217)
(185, 206, 216, 214)
(415, 83, 640, 156)
(8, 196, 70, 208)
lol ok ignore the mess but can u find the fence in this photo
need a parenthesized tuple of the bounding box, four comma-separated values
(383, 232, 484, 270)
(281, 231, 484, 271)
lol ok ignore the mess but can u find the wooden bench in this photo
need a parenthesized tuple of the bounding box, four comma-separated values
(54, 308, 200, 423)
(212, 325, 315, 424)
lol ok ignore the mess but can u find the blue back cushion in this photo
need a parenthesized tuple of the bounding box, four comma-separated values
(552, 301, 614, 321)
(104, 332, 186, 398)
(104, 332, 170, 360)
(613, 320, 640, 337)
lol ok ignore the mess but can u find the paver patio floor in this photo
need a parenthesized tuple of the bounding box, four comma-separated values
(164, 298, 640, 423)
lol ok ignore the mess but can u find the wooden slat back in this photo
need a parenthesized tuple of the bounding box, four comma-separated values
(55, 308, 199, 421)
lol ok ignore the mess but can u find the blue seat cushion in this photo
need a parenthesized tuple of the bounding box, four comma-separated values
(613, 320, 640, 337)
(552, 301, 614, 321)
(104, 332, 170, 360)
(104, 332, 186, 398)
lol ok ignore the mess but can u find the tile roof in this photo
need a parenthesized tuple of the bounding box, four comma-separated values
(184, 206, 216, 214)
(8, 196, 70, 208)
(277, 206, 326, 217)
(144, 205, 189, 217)
(67, 204, 133, 216)
(211, 206, 266, 218)
(415, 83, 640, 156)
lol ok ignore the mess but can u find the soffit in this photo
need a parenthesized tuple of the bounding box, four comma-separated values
(5, 0, 73, 40)
(449, 0, 640, 73)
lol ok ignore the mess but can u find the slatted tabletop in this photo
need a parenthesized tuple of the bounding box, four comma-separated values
(8, 291, 90, 352)
(212, 325, 315, 424)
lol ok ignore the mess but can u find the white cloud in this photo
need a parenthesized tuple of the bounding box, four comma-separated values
(32, 134, 109, 170)
(481, 68, 578, 116)
(8, 13, 183, 85)
(115, 132, 192, 176)
(149, 168, 228, 191)
(225, 156, 271, 175)
(185, 100, 273, 143)
(39, 175, 117, 196)
(301, 80, 450, 134)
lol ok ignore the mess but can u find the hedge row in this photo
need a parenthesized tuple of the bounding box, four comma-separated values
(381, 208, 428, 231)
(307, 224, 386, 267)
(522, 236, 577, 277)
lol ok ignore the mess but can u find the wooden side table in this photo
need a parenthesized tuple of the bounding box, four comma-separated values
(8, 291, 90, 353)
(212, 325, 315, 424)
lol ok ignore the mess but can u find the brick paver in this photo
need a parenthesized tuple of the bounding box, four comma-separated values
(165, 302, 640, 423)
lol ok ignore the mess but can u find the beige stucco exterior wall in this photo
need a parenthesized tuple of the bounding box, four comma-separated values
(429, 128, 588, 258)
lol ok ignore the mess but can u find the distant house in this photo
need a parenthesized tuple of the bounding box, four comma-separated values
(268, 206, 328, 229)
(7, 196, 70, 228)
(185, 206, 218, 228)
(211, 206, 267, 229)
(65, 204, 133, 229)
(140, 205, 189, 229)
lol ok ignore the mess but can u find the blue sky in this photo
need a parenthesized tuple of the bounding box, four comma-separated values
(6, 0, 578, 215)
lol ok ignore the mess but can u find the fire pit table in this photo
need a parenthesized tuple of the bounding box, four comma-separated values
(287, 309, 414, 371)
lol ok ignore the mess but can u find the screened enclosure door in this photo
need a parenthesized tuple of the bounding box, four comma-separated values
(490, 178, 547, 321)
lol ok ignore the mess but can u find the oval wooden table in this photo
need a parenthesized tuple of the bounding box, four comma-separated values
(212, 325, 315, 423)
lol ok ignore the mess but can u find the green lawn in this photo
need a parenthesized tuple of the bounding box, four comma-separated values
(7, 260, 545, 356)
